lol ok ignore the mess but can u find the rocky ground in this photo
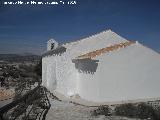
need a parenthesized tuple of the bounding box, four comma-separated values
(46, 97, 141, 120)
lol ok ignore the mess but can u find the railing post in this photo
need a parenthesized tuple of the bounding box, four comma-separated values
(0, 113, 4, 120)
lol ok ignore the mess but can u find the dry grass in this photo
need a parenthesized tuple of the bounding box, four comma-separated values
(0, 89, 14, 101)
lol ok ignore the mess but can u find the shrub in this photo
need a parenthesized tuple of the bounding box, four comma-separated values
(136, 103, 155, 119)
(115, 103, 137, 118)
(34, 59, 42, 76)
(154, 107, 160, 120)
(115, 103, 158, 120)
(91, 105, 111, 116)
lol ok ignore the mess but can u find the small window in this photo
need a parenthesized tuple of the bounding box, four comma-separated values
(51, 43, 55, 50)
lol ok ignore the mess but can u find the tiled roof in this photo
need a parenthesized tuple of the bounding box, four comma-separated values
(76, 41, 136, 59)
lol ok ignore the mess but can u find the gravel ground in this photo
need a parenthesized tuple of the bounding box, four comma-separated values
(45, 98, 142, 120)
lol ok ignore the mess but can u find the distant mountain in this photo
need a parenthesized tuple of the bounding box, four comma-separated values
(0, 54, 41, 62)
(19, 52, 36, 56)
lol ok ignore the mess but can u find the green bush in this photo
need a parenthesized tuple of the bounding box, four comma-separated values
(115, 103, 158, 120)
(154, 107, 160, 120)
(115, 103, 137, 118)
(91, 105, 111, 116)
(136, 103, 155, 119)
(34, 59, 42, 76)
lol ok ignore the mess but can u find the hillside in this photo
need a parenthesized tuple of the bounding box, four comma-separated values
(0, 54, 41, 62)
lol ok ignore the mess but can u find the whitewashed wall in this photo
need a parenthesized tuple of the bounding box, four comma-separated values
(42, 53, 78, 96)
(42, 30, 160, 103)
(77, 43, 160, 102)
(43, 30, 127, 97)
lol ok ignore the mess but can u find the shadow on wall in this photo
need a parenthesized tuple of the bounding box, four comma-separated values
(72, 58, 99, 74)
(42, 46, 67, 57)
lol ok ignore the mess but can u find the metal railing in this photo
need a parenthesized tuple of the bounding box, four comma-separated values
(0, 86, 50, 120)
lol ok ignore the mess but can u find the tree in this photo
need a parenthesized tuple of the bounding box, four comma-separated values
(34, 59, 42, 76)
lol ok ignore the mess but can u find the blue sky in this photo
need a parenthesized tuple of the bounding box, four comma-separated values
(0, 0, 160, 55)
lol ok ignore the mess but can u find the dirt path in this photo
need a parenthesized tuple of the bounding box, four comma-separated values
(46, 98, 141, 120)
